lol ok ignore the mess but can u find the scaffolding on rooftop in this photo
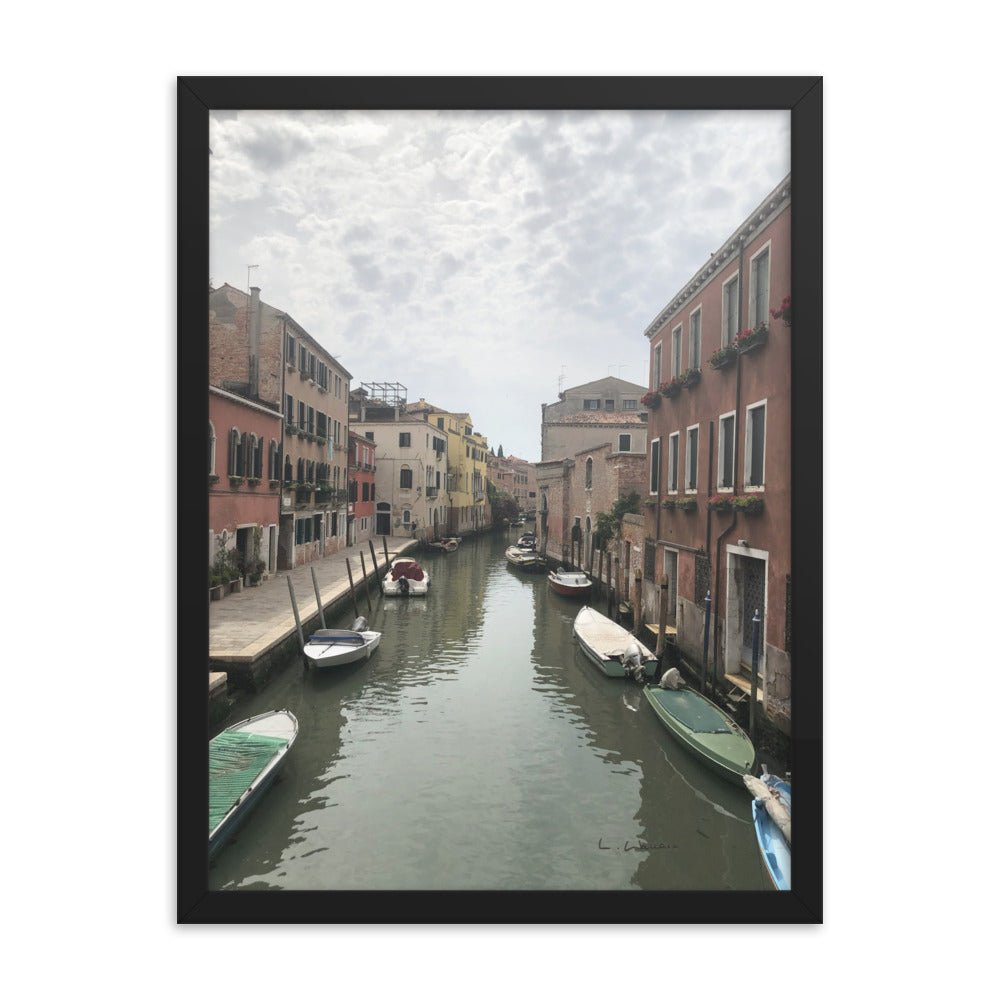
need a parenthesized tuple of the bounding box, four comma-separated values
(360, 381, 407, 407)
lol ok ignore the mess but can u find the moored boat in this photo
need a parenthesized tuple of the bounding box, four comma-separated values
(505, 544, 544, 570)
(548, 567, 593, 599)
(516, 532, 536, 549)
(744, 770, 791, 890)
(302, 615, 381, 669)
(382, 557, 429, 595)
(209, 709, 298, 859)
(572, 605, 657, 679)
(643, 676, 755, 784)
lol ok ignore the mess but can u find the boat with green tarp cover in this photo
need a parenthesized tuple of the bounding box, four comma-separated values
(643, 683, 754, 784)
(209, 709, 298, 860)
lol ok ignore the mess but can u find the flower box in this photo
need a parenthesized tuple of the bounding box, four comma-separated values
(660, 377, 684, 399)
(269, 479, 280, 488)
(675, 498, 697, 511)
(732, 495, 764, 514)
(736, 322, 769, 354)
(640, 390, 661, 409)
(661, 498, 676, 509)
(707, 495, 732, 512)
(229, 475, 243, 487)
(709, 345, 738, 370)
(208, 474, 219, 485)
(643, 499, 657, 509)
(285, 423, 297, 435)
(247, 477, 261, 487)
(770, 294, 791, 327)
(682, 368, 701, 389)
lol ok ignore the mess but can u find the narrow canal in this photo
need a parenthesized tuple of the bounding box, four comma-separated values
(209, 531, 770, 891)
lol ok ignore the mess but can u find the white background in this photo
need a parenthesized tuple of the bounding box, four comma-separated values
(4, 1, 991, 995)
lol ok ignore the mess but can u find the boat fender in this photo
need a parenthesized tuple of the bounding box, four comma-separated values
(352, 616, 368, 632)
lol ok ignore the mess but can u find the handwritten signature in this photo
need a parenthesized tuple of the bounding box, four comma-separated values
(598, 838, 678, 852)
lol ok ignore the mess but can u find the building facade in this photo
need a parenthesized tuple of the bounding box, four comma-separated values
(348, 430, 376, 547)
(209, 283, 352, 571)
(208, 385, 282, 582)
(641, 174, 792, 731)
(351, 385, 450, 541)
(540, 376, 648, 461)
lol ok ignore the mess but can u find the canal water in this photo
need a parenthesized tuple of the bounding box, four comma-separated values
(209, 531, 770, 892)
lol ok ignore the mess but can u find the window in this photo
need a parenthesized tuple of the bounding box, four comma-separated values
(399, 432, 410, 448)
(583, 399, 600, 410)
(667, 432, 679, 493)
(585, 457, 593, 489)
(285, 394, 294, 424)
(400, 466, 413, 489)
(299, 344, 308, 372)
(285, 334, 296, 364)
(402, 509, 411, 525)
(689, 309, 701, 370)
(686, 425, 699, 492)
(307, 406, 315, 435)
(745, 401, 766, 488)
(437, 417, 444, 429)
(308, 353, 316, 381)
(228, 428, 242, 477)
(671, 325, 682, 377)
(298, 401, 306, 429)
(649, 438, 661, 494)
(604, 399, 614, 411)
(365, 431, 374, 441)
(618, 434, 631, 453)
(723, 274, 739, 346)
(622, 399, 637, 411)
(284, 455, 292, 483)
(718, 412, 735, 490)
(652, 342, 662, 388)
(750, 246, 770, 326)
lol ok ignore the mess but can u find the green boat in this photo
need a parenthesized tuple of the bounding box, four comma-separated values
(643, 683, 754, 784)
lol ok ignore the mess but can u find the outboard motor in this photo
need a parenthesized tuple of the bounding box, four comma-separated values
(622, 642, 644, 682)
(659, 667, 684, 690)
(351, 616, 368, 632)
(399, 576, 410, 595)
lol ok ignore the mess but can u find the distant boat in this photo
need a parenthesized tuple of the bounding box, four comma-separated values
(302, 616, 381, 669)
(383, 558, 429, 595)
(744, 770, 791, 890)
(548, 567, 593, 599)
(209, 709, 298, 860)
(572, 605, 657, 679)
(516, 532, 536, 549)
(643, 677, 755, 784)
(425, 538, 458, 553)
(505, 545, 544, 570)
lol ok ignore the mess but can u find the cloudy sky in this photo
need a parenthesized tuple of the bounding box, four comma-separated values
(210, 109, 789, 462)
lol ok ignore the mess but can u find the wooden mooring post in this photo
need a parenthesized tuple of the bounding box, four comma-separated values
(596, 548, 604, 598)
(310, 567, 327, 628)
(359, 550, 373, 616)
(382, 535, 390, 567)
(345, 558, 359, 617)
(369, 539, 379, 577)
(286, 577, 305, 654)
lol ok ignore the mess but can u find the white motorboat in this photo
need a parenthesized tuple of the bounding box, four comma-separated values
(382, 557, 430, 596)
(572, 605, 658, 680)
(302, 616, 382, 669)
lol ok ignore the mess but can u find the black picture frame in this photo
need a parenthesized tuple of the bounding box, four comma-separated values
(178, 76, 822, 923)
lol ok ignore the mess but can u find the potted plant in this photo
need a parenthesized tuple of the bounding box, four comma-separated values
(247, 526, 266, 585)
(709, 344, 738, 370)
(228, 474, 242, 487)
(285, 422, 297, 435)
(707, 494, 732, 511)
(675, 497, 697, 511)
(681, 367, 701, 389)
(661, 497, 676, 509)
(732, 494, 764, 514)
(640, 388, 661, 409)
(643, 499, 657, 509)
(770, 294, 791, 326)
(208, 566, 225, 601)
(736, 321, 769, 354)
(247, 477, 261, 487)
(209, 473, 219, 485)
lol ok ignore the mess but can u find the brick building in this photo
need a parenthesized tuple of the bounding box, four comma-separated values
(641, 174, 792, 731)
(209, 283, 352, 571)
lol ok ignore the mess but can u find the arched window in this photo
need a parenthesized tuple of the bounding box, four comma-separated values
(585, 457, 593, 489)
(284, 454, 293, 483)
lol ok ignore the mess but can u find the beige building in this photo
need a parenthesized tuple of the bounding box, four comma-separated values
(540, 376, 648, 462)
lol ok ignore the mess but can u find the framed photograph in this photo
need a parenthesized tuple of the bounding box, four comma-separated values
(179, 76, 821, 923)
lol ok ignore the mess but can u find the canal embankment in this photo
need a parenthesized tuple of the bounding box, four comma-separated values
(208, 535, 419, 694)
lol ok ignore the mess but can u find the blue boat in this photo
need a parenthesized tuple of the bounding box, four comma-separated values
(743, 771, 791, 890)
(209, 709, 298, 860)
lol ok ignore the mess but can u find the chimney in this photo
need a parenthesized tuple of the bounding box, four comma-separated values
(249, 286, 261, 397)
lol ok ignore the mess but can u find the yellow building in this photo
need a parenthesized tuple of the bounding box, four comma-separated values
(406, 400, 490, 536)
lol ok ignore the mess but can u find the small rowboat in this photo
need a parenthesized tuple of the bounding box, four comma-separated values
(643, 678, 755, 784)
(425, 537, 458, 553)
(548, 567, 592, 599)
(209, 709, 298, 860)
(572, 605, 657, 679)
(383, 558, 429, 595)
(744, 770, 791, 890)
(303, 616, 381, 669)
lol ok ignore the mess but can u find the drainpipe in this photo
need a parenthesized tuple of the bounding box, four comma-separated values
(712, 234, 746, 689)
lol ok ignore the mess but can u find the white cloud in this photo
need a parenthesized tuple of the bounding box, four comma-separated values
(210, 108, 790, 460)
